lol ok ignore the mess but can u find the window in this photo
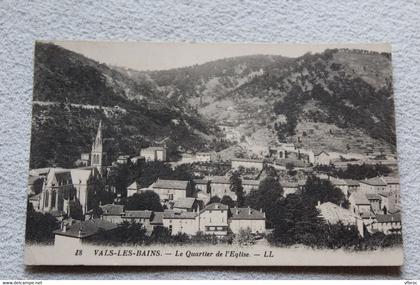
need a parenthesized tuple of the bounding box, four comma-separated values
(51, 191, 56, 208)
(44, 191, 49, 207)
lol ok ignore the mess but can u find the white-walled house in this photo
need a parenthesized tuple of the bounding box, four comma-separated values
(54, 219, 118, 247)
(147, 179, 189, 202)
(207, 176, 236, 201)
(127, 181, 141, 197)
(229, 207, 266, 234)
(349, 192, 371, 215)
(100, 204, 124, 224)
(359, 177, 388, 194)
(242, 179, 260, 195)
(372, 213, 402, 234)
(314, 151, 331, 165)
(140, 147, 167, 162)
(163, 210, 198, 236)
(195, 152, 212, 162)
(197, 203, 229, 236)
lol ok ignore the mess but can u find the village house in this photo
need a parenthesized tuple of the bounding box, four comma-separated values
(316, 201, 365, 237)
(140, 146, 167, 162)
(231, 158, 264, 170)
(162, 210, 198, 236)
(349, 192, 371, 215)
(359, 177, 388, 194)
(193, 179, 210, 193)
(122, 210, 154, 233)
(116, 155, 130, 164)
(314, 151, 331, 165)
(146, 179, 189, 202)
(100, 204, 124, 224)
(130, 155, 145, 165)
(242, 179, 260, 195)
(206, 176, 236, 201)
(372, 213, 402, 235)
(172, 197, 201, 212)
(366, 193, 382, 213)
(330, 177, 349, 197)
(229, 207, 266, 234)
(195, 152, 212, 162)
(127, 181, 141, 197)
(54, 219, 118, 247)
(197, 203, 229, 236)
(344, 179, 360, 197)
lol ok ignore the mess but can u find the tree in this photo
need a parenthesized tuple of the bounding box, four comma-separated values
(229, 171, 244, 206)
(220, 195, 235, 208)
(245, 176, 283, 226)
(234, 228, 255, 246)
(94, 220, 147, 244)
(69, 200, 84, 220)
(207, 196, 221, 205)
(125, 191, 163, 212)
(301, 175, 348, 208)
(25, 202, 59, 244)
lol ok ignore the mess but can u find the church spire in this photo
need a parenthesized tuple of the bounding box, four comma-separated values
(91, 120, 106, 175)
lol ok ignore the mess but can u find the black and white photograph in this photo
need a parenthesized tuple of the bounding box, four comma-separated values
(24, 41, 403, 266)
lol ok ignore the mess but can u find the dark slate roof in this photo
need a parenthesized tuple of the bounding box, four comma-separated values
(229, 207, 265, 220)
(123, 210, 153, 219)
(173, 198, 196, 209)
(100, 204, 124, 216)
(376, 213, 401, 223)
(153, 179, 189, 190)
(54, 219, 118, 238)
(163, 210, 198, 219)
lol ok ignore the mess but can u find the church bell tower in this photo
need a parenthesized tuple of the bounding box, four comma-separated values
(91, 120, 106, 175)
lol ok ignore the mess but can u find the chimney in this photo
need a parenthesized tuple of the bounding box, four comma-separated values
(62, 224, 67, 232)
(260, 208, 262, 213)
(248, 206, 251, 215)
(317, 200, 321, 207)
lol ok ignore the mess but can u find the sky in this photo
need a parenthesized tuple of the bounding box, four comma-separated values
(50, 41, 391, 71)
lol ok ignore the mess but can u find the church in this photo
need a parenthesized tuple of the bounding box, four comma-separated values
(31, 121, 108, 217)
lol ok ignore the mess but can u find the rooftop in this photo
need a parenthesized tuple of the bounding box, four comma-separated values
(150, 212, 164, 224)
(54, 219, 118, 239)
(163, 210, 198, 219)
(100, 204, 124, 216)
(202, 203, 228, 212)
(229, 207, 265, 220)
(360, 177, 387, 186)
(173, 197, 197, 209)
(152, 179, 189, 190)
(350, 192, 370, 205)
(376, 213, 401, 223)
(123, 210, 153, 219)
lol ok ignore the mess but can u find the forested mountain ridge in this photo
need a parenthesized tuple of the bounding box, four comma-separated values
(30, 43, 220, 168)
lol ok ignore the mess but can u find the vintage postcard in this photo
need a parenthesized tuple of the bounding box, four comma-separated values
(24, 41, 403, 266)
